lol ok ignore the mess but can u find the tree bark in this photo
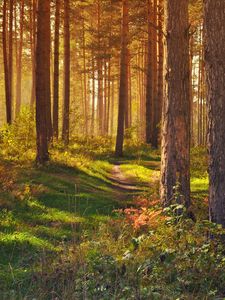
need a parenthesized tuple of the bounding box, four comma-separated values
(157, 0, 164, 147)
(62, 0, 70, 144)
(36, 0, 51, 164)
(204, 0, 225, 226)
(8, 0, 14, 121)
(30, 0, 36, 109)
(15, 0, 25, 116)
(53, 0, 60, 139)
(82, 18, 88, 136)
(115, 0, 129, 157)
(110, 78, 115, 136)
(106, 58, 111, 135)
(145, 0, 153, 144)
(91, 55, 95, 135)
(160, 0, 191, 207)
(151, 0, 159, 148)
(97, 0, 104, 136)
(2, 0, 11, 124)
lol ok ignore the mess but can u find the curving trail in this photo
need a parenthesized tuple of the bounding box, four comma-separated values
(109, 163, 144, 193)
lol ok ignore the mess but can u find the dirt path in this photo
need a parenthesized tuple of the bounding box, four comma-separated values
(109, 163, 144, 193)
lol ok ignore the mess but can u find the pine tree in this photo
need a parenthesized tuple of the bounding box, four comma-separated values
(204, 0, 225, 226)
(62, 0, 71, 144)
(115, 0, 129, 157)
(53, 0, 60, 139)
(160, 0, 191, 207)
(36, 0, 51, 164)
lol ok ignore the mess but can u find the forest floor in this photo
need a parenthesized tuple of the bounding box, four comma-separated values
(0, 144, 158, 294)
(1, 137, 221, 299)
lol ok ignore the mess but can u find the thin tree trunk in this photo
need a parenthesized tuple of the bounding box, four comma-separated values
(128, 53, 132, 128)
(115, 0, 129, 157)
(157, 0, 164, 147)
(62, 0, 70, 144)
(82, 18, 88, 136)
(8, 0, 14, 121)
(124, 52, 129, 130)
(30, 0, 36, 109)
(3, 0, 11, 124)
(190, 34, 194, 145)
(91, 56, 95, 135)
(107, 58, 111, 135)
(103, 58, 108, 135)
(145, 0, 153, 144)
(15, 0, 25, 116)
(97, 0, 103, 135)
(110, 78, 115, 136)
(53, 0, 60, 139)
(137, 49, 141, 138)
(151, 0, 159, 148)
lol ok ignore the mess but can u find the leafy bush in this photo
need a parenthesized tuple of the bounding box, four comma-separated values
(0, 107, 35, 161)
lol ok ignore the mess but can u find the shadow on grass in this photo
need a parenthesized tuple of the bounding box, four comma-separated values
(0, 145, 209, 296)
(1, 157, 145, 293)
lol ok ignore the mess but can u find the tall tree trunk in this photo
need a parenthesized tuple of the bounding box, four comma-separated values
(197, 26, 203, 145)
(15, 0, 25, 116)
(151, 0, 159, 148)
(204, 0, 225, 226)
(103, 58, 108, 135)
(189, 34, 194, 145)
(2, 0, 13, 124)
(124, 52, 129, 130)
(110, 78, 115, 136)
(137, 49, 143, 139)
(160, 0, 190, 207)
(97, 0, 103, 135)
(8, 0, 14, 121)
(62, 0, 70, 144)
(115, 0, 129, 157)
(157, 0, 164, 147)
(128, 52, 132, 128)
(30, 0, 36, 109)
(142, 42, 147, 141)
(145, 0, 153, 144)
(36, 0, 51, 164)
(106, 58, 111, 135)
(82, 18, 88, 136)
(53, 0, 60, 139)
(2, 0, 11, 124)
(201, 63, 206, 146)
(91, 56, 95, 135)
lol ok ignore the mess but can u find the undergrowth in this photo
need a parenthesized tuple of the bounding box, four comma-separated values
(0, 112, 222, 300)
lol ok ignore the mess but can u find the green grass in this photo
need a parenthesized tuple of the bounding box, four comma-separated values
(0, 138, 210, 297)
(0, 157, 118, 292)
(190, 147, 209, 202)
(191, 177, 209, 195)
(120, 163, 159, 184)
(0, 145, 156, 294)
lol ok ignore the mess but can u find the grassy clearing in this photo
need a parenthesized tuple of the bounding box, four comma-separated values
(0, 138, 161, 295)
(0, 151, 120, 293)
(0, 125, 215, 299)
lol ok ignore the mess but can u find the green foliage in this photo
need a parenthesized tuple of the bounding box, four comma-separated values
(0, 107, 35, 161)
(11, 210, 225, 300)
(120, 163, 157, 185)
(191, 147, 208, 179)
(0, 133, 215, 299)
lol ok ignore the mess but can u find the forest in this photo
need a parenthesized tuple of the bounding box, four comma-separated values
(0, 0, 225, 299)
